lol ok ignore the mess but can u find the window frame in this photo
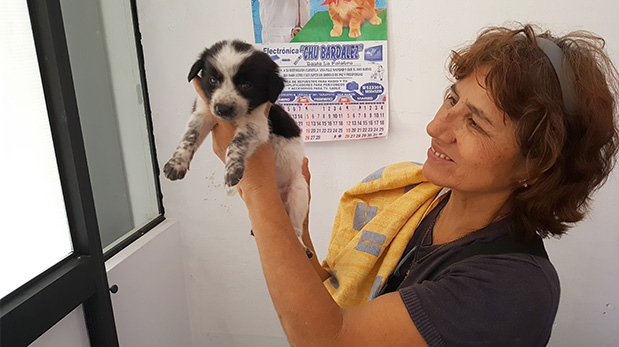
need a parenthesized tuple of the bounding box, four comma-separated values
(101, 0, 165, 261)
(0, 0, 164, 345)
(98, 0, 165, 262)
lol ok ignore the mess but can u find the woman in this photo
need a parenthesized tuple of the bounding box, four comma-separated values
(195, 24, 618, 346)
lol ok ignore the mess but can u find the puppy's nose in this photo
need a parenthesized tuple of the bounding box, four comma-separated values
(214, 104, 233, 117)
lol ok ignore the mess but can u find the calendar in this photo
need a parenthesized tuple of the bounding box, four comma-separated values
(281, 100, 387, 142)
(259, 41, 389, 142)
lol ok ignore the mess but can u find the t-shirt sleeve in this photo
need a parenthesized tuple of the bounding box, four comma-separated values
(398, 254, 560, 347)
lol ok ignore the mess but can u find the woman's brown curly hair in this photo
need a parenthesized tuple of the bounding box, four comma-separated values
(449, 23, 619, 238)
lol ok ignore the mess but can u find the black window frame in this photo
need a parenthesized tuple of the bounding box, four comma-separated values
(0, 0, 164, 345)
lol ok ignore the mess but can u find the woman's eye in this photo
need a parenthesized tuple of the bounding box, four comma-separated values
(446, 94, 457, 106)
(209, 77, 219, 85)
(467, 117, 481, 130)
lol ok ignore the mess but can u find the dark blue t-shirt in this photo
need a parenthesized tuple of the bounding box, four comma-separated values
(386, 199, 560, 346)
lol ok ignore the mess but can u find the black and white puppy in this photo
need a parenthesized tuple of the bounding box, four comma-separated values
(163, 40, 312, 258)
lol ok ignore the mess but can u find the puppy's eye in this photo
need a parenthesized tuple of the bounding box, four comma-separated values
(209, 77, 220, 85)
(239, 82, 252, 90)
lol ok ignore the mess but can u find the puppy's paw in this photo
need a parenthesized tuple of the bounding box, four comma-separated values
(349, 29, 361, 38)
(224, 184, 237, 196)
(370, 16, 382, 25)
(163, 159, 189, 180)
(224, 162, 244, 188)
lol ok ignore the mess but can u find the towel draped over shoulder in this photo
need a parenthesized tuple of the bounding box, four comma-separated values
(321, 162, 444, 308)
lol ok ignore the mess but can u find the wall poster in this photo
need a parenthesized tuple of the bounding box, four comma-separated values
(251, 0, 388, 142)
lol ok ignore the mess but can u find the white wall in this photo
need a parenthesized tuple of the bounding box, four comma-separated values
(29, 306, 90, 347)
(136, 0, 619, 345)
(106, 220, 192, 347)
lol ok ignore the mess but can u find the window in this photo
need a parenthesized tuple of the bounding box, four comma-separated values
(0, 0, 73, 299)
(0, 0, 162, 345)
(59, 0, 162, 255)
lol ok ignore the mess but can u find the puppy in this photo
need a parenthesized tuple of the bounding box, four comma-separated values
(163, 40, 312, 258)
(324, 0, 384, 38)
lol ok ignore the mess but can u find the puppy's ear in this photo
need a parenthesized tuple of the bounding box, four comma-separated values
(187, 59, 204, 82)
(268, 69, 285, 103)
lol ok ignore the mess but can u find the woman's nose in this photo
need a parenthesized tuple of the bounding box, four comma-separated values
(426, 107, 456, 142)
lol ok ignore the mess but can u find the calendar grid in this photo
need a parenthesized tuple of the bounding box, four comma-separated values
(281, 100, 388, 142)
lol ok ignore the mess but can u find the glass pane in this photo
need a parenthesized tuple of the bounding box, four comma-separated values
(0, 0, 73, 298)
(59, 0, 160, 251)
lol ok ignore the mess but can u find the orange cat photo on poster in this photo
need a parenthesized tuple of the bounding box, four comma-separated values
(322, 0, 384, 38)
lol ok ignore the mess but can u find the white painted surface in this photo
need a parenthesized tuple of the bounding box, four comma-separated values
(29, 305, 90, 347)
(136, 0, 619, 345)
(106, 220, 192, 347)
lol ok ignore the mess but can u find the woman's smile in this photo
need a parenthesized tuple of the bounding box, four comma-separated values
(429, 146, 453, 162)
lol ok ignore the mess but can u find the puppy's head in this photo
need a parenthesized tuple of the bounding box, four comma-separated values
(188, 40, 284, 121)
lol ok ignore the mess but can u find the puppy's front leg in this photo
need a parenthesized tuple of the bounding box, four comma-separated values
(224, 104, 270, 190)
(164, 98, 216, 180)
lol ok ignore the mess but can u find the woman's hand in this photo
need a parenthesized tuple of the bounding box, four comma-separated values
(301, 157, 312, 234)
(236, 143, 278, 201)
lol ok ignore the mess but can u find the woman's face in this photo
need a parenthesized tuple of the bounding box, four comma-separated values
(422, 67, 526, 197)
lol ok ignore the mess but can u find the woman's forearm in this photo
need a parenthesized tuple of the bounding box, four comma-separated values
(242, 182, 343, 346)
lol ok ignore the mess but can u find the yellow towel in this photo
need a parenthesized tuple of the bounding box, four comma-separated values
(321, 162, 444, 308)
